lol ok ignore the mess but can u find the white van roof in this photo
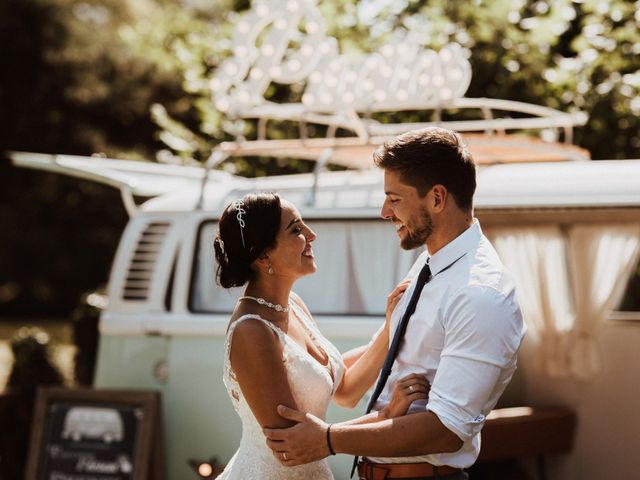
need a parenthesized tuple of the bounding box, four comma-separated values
(11, 150, 640, 214)
(141, 158, 640, 214)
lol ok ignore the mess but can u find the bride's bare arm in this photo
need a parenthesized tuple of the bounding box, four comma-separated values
(332, 280, 411, 408)
(342, 344, 368, 369)
(229, 319, 298, 429)
(332, 331, 389, 408)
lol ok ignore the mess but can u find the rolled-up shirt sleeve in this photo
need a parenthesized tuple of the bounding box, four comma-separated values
(426, 285, 523, 443)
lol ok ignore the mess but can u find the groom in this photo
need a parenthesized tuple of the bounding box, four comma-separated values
(264, 127, 526, 479)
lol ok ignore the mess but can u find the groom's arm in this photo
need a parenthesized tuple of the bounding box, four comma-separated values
(264, 407, 462, 465)
(336, 410, 381, 426)
(331, 411, 462, 457)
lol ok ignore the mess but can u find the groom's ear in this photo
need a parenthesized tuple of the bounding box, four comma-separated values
(430, 184, 448, 213)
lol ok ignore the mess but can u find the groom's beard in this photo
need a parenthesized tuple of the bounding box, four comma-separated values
(401, 206, 433, 250)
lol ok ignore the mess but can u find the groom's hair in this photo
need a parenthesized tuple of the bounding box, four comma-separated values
(373, 127, 476, 212)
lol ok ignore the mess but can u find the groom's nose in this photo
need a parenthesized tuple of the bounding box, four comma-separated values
(380, 199, 394, 220)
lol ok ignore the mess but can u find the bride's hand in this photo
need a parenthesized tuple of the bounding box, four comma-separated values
(381, 373, 430, 419)
(385, 279, 411, 331)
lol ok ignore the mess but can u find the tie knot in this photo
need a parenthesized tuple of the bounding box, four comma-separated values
(417, 261, 432, 285)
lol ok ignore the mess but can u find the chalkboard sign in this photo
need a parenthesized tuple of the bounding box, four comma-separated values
(26, 387, 163, 480)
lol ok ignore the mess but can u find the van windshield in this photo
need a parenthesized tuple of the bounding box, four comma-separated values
(190, 220, 423, 315)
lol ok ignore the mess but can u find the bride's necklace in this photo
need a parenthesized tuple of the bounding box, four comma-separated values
(239, 295, 290, 313)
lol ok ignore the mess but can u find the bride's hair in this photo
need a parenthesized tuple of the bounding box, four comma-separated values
(214, 192, 281, 288)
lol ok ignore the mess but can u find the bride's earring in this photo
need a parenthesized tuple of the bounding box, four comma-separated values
(268, 263, 274, 275)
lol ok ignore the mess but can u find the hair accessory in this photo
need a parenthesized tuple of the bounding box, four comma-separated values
(233, 199, 247, 247)
(239, 296, 290, 313)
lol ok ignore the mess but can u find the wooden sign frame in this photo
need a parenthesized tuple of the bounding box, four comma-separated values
(26, 387, 164, 480)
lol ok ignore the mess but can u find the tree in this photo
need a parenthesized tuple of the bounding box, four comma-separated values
(0, 0, 195, 315)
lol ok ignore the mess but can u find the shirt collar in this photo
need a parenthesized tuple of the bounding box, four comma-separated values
(427, 219, 482, 275)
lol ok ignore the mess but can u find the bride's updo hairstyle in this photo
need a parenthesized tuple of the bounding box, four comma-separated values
(214, 192, 282, 288)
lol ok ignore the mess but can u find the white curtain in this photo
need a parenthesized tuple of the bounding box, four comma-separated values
(348, 222, 423, 313)
(565, 224, 640, 379)
(487, 223, 640, 380)
(295, 221, 350, 313)
(488, 226, 575, 378)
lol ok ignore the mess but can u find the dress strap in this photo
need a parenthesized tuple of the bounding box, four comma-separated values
(288, 300, 315, 332)
(226, 314, 286, 342)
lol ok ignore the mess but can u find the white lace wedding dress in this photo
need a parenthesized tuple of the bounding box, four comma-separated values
(218, 302, 345, 479)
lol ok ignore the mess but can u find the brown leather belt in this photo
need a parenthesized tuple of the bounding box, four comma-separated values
(357, 459, 463, 479)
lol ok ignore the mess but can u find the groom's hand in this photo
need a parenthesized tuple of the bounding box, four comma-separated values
(263, 405, 330, 466)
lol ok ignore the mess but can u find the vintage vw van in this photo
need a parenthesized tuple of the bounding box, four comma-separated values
(12, 143, 640, 480)
(62, 406, 124, 444)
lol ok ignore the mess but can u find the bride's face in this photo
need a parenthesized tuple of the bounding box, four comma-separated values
(267, 201, 317, 278)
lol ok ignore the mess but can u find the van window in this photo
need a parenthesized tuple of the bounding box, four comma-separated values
(190, 220, 423, 315)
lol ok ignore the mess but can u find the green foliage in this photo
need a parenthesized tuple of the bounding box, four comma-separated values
(1, 0, 177, 157)
(8, 327, 64, 390)
(0, 0, 202, 315)
(137, 0, 640, 161)
(71, 292, 103, 385)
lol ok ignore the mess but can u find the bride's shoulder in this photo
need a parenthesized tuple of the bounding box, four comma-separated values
(226, 317, 286, 368)
(227, 314, 281, 341)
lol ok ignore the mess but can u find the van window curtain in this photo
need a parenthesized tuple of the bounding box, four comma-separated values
(348, 222, 423, 314)
(565, 224, 640, 379)
(487, 226, 575, 378)
(486, 224, 640, 380)
(295, 222, 350, 313)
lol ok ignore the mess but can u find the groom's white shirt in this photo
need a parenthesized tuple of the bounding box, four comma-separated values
(368, 219, 526, 468)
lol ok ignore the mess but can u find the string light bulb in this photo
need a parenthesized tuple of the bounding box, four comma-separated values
(188, 457, 220, 478)
(208, 0, 472, 117)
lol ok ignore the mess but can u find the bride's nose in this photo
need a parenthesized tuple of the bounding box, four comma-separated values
(306, 228, 317, 243)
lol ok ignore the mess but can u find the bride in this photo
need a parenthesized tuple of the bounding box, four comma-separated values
(214, 192, 430, 479)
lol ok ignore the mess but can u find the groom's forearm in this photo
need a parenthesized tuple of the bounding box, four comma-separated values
(338, 406, 427, 427)
(330, 411, 463, 457)
(337, 411, 384, 426)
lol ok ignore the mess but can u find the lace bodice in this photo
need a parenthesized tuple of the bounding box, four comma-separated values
(218, 301, 345, 479)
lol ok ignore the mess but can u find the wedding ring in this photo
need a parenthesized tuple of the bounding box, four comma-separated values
(409, 385, 414, 392)
(283, 452, 288, 461)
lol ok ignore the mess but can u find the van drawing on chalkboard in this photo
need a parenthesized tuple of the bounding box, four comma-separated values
(118, 454, 133, 473)
(61, 407, 124, 443)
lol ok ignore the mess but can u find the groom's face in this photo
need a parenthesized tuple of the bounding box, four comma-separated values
(381, 169, 434, 250)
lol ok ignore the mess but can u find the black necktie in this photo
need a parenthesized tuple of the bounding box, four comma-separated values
(350, 260, 432, 477)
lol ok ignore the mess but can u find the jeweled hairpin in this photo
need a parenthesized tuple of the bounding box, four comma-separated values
(233, 199, 247, 247)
